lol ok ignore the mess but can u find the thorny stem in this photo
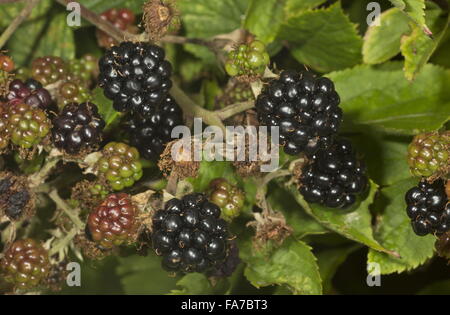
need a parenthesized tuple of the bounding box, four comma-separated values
(256, 169, 291, 215)
(28, 156, 60, 189)
(0, 0, 40, 50)
(48, 190, 84, 230)
(48, 228, 77, 257)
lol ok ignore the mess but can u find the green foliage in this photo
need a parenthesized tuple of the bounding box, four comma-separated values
(278, 3, 363, 72)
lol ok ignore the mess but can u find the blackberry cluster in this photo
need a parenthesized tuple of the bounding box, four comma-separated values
(87, 193, 137, 249)
(128, 96, 183, 161)
(52, 102, 105, 154)
(96, 142, 143, 191)
(407, 131, 449, 178)
(406, 179, 449, 236)
(256, 70, 342, 156)
(0, 172, 34, 221)
(0, 105, 10, 150)
(152, 193, 230, 273)
(7, 103, 51, 149)
(97, 9, 137, 48)
(98, 41, 173, 115)
(209, 178, 245, 221)
(300, 138, 368, 208)
(31, 56, 67, 85)
(0, 239, 50, 290)
(7, 79, 52, 109)
(225, 40, 270, 77)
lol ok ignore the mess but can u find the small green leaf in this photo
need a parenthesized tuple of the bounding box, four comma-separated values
(400, 3, 448, 80)
(388, 0, 428, 32)
(350, 134, 411, 186)
(240, 237, 322, 294)
(362, 8, 411, 64)
(367, 178, 436, 275)
(268, 184, 329, 238)
(116, 255, 180, 294)
(285, 179, 396, 256)
(169, 273, 229, 295)
(7, 11, 75, 66)
(178, 0, 249, 62)
(328, 63, 450, 134)
(316, 245, 361, 294)
(284, 0, 327, 17)
(278, 2, 363, 72)
(244, 0, 284, 43)
(92, 87, 121, 130)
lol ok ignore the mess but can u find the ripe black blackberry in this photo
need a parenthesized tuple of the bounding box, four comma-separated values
(299, 138, 368, 209)
(98, 41, 173, 115)
(52, 102, 105, 155)
(256, 70, 342, 156)
(405, 179, 449, 236)
(127, 95, 183, 161)
(152, 193, 230, 273)
(7, 78, 52, 110)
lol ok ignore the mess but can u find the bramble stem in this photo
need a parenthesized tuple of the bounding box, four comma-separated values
(0, 0, 40, 49)
(216, 101, 254, 120)
(49, 190, 84, 230)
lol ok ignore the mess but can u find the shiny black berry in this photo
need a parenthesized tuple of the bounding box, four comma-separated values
(52, 102, 105, 154)
(405, 179, 449, 237)
(299, 138, 368, 209)
(256, 70, 342, 156)
(126, 96, 183, 161)
(152, 193, 231, 274)
(98, 41, 172, 115)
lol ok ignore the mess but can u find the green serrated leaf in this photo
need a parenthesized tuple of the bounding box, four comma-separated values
(362, 8, 411, 64)
(244, 0, 284, 43)
(316, 245, 361, 294)
(351, 134, 411, 186)
(367, 178, 436, 275)
(240, 237, 322, 294)
(178, 0, 249, 62)
(7, 9, 75, 66)
(328, 62, 450, 135)
(278, 2, 363, 72)
(91, 87, 121, 130)
(400, 3, 448, 80)
(389, 0, 427, 31)
(284, 0, 327, 17)
(116, 254, 180, 294)
(285, 179, 396, 256)
(268, 183, 329, 238)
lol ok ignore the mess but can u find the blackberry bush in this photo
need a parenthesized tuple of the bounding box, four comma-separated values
(98, 41, 173, 115)
(408, 131, 449, 178)
(7, 78, 52, 109)
(87, 193, 137, 249)
(299, 138, 368, 208)
(52, 102, 105, 154)
(96, 142, 143, 191)
(152, 193, 230, 273)
(405, 179, 449, 236)
(0, 239, 50, 290)
(256, 70, 342, 156)
(127, 95, 183, 161)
